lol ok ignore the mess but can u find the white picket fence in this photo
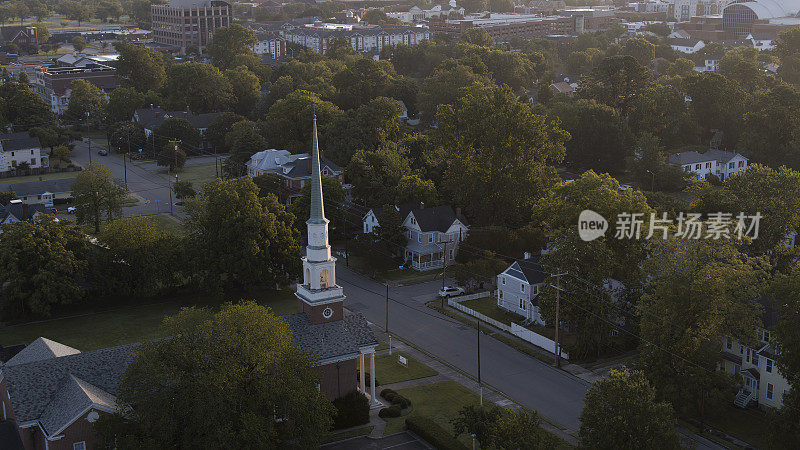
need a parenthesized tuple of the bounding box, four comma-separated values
(449, 293, 569, 359)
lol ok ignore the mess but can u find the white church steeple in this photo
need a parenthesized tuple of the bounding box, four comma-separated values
(296, 113, 345, 324)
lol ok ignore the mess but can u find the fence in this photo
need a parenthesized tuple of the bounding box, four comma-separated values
(449, 292, 569, 360)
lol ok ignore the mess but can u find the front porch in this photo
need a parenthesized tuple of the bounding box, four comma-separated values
(734, 368, 759, 408)
(404, 242, 443, 271)
(358, 350, 383, 408)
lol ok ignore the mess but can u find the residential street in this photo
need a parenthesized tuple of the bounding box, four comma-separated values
(336, 264, 589, 433)
(69, 141, 219, 218)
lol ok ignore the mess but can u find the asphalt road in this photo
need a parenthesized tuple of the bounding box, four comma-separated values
(336, 264, 589, 433)
(322, 431, 430, 449)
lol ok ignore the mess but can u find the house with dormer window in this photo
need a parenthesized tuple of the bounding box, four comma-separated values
(245, 149, 343, 203)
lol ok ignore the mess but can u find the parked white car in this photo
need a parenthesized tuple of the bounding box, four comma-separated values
(438, 286, 465, 298)
(67, 206, 76, 214)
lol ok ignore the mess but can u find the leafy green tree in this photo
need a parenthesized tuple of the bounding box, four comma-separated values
(157, 142, 186, 172)
(50, 144, 71, 167)
(346, 147, 410, 206)
(625, 132, 687, 192)
(72, 162, 129, 232)
(163, 62, 233, 113)
(418, 62, 494, 123)
(71, 35, 86, 51)
(774, 27, 800, 85)
(638, 238, 768, 421)
(35, 23, 49, 44)
(290, 176, 345, 228)
(114, 42, 166, 92)
(224, 120, 267, 175)
(252, 173, 288, 202)
(65, 79, 107, 124)
(225, 66, 260, 116)
(628, 81, 698, 148)
(95, 302, 335, 448)
(582, 55, 651, 115)
(622, 36, 655, 66)
(156, 117, 201, 154)
(739, 84, 800, 169)
(332, 58, 401, 110)
(719, 46, 766, 92)
(0, 191, 17, 205)
(207, 24, 258, 69)
(437, 84, 567, 227)
(185, 178, 300, 289)
(453, 405, 555, 448)
(205, 112, 245, 151)
(0, 215, 90, 319)
(106, 87, 146, 123)
(580, 369, 680, 449)
(395, 174, 437, 205)
(682, 72, 748, 146)
(173, 180, 196, 199)
(550, 98, 631, 174)
(109, 121, 146, 154)
(325, 96, 401, 166)
(97, 216, 183, 295)
(375, 205, 407, 258)
(263, 90, 343, 154)
(644, 22, 670, 36)
(2, 83, 53, 126)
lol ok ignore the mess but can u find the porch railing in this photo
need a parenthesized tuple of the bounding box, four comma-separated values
(413, 260, 443, 270)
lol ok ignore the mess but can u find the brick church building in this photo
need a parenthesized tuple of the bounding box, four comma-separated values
(0, 118, 378, 449)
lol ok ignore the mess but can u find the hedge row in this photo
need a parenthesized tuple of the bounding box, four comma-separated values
(332, 391, 370, 430)
(405, 415, 467, 450)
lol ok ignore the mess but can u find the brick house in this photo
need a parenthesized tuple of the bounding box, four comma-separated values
(245, 149, 343, 203)
(0, 26, 37, 48)
(0, 118, 378, 449)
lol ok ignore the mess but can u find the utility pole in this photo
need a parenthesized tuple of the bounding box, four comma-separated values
(169, 140, 179, 215)
(441, 240, 448, 309)
(386, 282, 391, 355)
(122, 153, 127, 187)
(477, 316, 482, 405)
(550, 272, 568, 368)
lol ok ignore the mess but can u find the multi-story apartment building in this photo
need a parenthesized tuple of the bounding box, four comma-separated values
(0, 132, 46, 173)
(253, 31, 286, 60)
(151, 0, 232, 52)
(429, 14, 583, 42)
(32, 63, 117, 114)
(282, 22, 429, 55)
(669, 0, 724, 21)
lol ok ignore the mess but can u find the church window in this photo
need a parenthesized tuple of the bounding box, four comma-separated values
(306, 269, 310, 286)
(320, 269, 329, 289)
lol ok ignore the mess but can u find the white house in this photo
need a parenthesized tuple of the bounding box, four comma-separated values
(720, 299, 791, 409)
(746, 32, 776, 51)
(0, 132, 46, 173)
(0, 178, 76, 208)
(669, 149, 749, 181)
(670, 38, 706, 53)
(245, 149, 343, 203)
(694, 57, 720, 72)
(496, 254, 547, 325)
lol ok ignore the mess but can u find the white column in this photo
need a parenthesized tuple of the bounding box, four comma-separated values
(359, 353, 366, 395)
(370, 351, 377, 405)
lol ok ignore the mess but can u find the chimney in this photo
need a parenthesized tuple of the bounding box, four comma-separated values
(22, 203, 28, 220)
(419, 202, 425, 210)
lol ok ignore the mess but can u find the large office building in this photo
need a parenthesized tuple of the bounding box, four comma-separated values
(429, 13, 583, 42)
(32, 60, 117, 114)
(151, 0, 232, 52)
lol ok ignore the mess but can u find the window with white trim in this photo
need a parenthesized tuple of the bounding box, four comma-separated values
(767, 383, 774, 400)
(521, 284, 525, 293)
(501, 277, 505, 285)
(766, 358, 773, 373)
(74, 442, 87, 450)
(763, 330, 770, 342)
(726, 338, 732, 350)
(532, 284, 539, 295)
(519, 298, 526, 310)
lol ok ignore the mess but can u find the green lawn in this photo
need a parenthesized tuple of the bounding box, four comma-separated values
(382, 381, 482, 443)
(701, 405, 770, 448)
(0, 171, 79, 184)
(138, 213, 186, 235)
(367, 352, 438, 385)
(0, 288, 298, 351)
(177, 164, 220, 188)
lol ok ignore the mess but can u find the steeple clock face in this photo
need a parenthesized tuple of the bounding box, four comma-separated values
(322, 307, 333, 319)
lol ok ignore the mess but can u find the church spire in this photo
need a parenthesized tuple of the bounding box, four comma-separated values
(308, 111, 326, 224)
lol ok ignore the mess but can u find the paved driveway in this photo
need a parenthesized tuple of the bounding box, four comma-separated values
(322, 431, 431, 449)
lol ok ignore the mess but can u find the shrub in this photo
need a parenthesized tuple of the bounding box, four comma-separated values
(331, 391, 370, 430)
(405, 415, 467, 450)
(380, 388, 396, 400)
(378, 405, 402, 418)
(395, 395, 411, 409)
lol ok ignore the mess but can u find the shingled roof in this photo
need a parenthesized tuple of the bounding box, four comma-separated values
(283, 312, 378, 361)
(409, 205, 468, 232)
(0, 132, 41, 152)
(4, 337, 80, 367)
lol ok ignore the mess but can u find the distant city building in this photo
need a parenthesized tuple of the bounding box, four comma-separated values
(0, 25, 37, 48)
(429, 13, 583, 42)
(0, 132, 46, 173)
(722, 0, 800, 36)
(669, 0, 724, 21)
(253, 31, 286, 60)
(32, 59, 117, 114)
(151, 0, 232, 53)
(282, 21, 429, 55)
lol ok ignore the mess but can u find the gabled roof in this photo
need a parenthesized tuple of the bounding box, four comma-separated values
(282, 312, 378, 361)
(0, 132, 40, 152)
(284, 156, 342, 179)
(4, 337, 80, 367)
(38, 375, 117, 435)
(669, 149, 744, 165)
(503, 256, 546, 285)
(0, 203, 48, 222)
(409, 205, 468, 232)
(133, 107, 221, 130)
(670, 38, 703, 47)
(0, 178, 77, 197)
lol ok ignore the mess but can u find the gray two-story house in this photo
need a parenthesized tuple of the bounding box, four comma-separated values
(496, 254, 547, 325)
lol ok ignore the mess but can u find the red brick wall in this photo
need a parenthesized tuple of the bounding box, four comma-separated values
(47, 409, 107, 450)
(297, 299, 343, 325)
(317, 359, 358, 400)
(0, 379, 17, 423)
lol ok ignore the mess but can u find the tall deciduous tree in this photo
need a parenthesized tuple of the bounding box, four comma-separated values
(581, 55, 651, 115)
(263, 90, 343, 154)
(207, 24, 258, 69)
(163, 62, 233, 113)
(66, 79, 107, 123)
(185, 178, 300, 289)
(225, 65, 261, 116)
(437, 84, 567, 227)
(346, 146, 410, 206)
(95, 302, 335, 448)
(106, 87, 146, 124)
(72, 162, 129, 232)
(114, 42, 166, 92)
(580, 369, 680, 449)
(638, 238, 769, 421)
(0, 215, 89, 319)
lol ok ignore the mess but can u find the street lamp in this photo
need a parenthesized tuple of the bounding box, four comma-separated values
(646, 169, 655, 191)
